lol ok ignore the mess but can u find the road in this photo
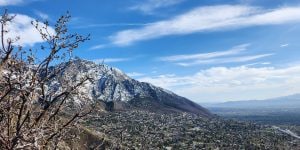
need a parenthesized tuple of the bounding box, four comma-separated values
(272, 126, 300, 139)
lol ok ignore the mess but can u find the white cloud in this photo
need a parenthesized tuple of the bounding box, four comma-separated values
(111, 5, 300, 46)
(74, 23, 151, 29)
(176, 54, 273, 66)
(92, 58, 131, 63)
(89, 44, 107, 50)
(159, 44, 249, 62)
(3, 14, 55, 46)
(130, 0, 185, 14)
(280, 43, 289, 47)
(0, 0, 23, 6)
(0, 0, 43, 6)
(244, 62, 271, 67)
(138, 65, 300, 102)
(159, 44, 273, 66)
(35, 11, 49, 20)
(127, 72, 145, 77)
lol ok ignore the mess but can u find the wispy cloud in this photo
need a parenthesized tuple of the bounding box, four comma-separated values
(0, 0, 23, 6)
(280, 43, 289, 47)
(244, 62, 271, 67)
(74, 23, 152, 29)
(34, 10, 49, 20)
(111, 5, 300, 46)
(159, 44, 249, 62)
(138, 64, 300, 102)
(0, 0, 42, 6)
(130, 0, 185, 14)
(127, 72, 145, 77)
(69, 16, 151, 29)
(158, 44, 273, 66)
(89, 44, 108, 50)
(92, 58, 131, 63)
(176, 54, 273, 66)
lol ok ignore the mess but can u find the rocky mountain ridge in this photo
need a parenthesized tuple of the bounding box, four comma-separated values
(52, 59, 212, 117)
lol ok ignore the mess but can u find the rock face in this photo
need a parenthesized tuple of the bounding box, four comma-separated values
(54, 59, 212, 117)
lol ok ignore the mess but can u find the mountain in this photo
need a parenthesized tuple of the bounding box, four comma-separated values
(52, 59, 212, 117)
(205, 94, 300, 109)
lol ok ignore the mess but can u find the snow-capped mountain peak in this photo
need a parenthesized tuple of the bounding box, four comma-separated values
(54, 58, 212, 116)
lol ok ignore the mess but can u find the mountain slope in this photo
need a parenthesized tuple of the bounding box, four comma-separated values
(54, 59, 212, 117)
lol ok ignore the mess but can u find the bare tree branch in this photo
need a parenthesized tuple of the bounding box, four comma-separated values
(0, 10, 91, 149)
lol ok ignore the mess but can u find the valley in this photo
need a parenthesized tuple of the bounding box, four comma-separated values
(72, 110, 299, 149)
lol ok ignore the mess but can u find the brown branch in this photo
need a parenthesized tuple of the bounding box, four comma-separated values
(43, 113, 79, 147)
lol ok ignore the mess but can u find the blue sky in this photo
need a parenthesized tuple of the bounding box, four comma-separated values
(2, 0, 300, 103)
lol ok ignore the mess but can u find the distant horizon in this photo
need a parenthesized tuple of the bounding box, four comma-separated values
(2, 0, 300, 103)
(198, 92, 300, 104)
